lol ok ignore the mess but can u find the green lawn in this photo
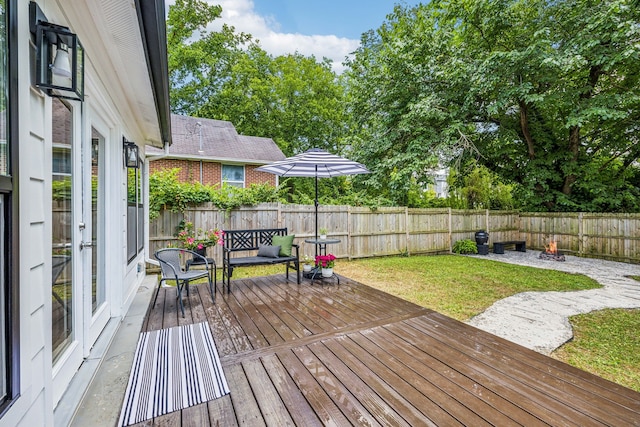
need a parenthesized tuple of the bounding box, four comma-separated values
(553, 308, 640, 392)
(334, 254, 599, 321)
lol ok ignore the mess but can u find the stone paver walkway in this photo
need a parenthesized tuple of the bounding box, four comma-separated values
(466, 250, 640, 354)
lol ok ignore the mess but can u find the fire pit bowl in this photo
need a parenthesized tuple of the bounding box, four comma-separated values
(539, 241, 566, 261)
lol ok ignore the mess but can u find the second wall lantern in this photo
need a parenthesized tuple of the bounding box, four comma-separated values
(123, 138, 140, 169)
(30, 2, 84, 101)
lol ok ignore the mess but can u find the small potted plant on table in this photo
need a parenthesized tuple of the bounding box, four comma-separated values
(319, 227, 328, 240)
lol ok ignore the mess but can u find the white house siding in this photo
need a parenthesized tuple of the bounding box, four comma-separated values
(0, 1, 164, 425)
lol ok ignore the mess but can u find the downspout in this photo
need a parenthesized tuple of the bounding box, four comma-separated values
(145, 141, 170, 267)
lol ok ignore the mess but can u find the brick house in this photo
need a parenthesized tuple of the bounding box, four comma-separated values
(147, 114, 286, 187)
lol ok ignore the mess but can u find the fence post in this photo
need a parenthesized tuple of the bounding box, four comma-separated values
(578, 212, 584, 256)
(347, 205, 352, 260)
(405, 207, 410, 256)
(486, 209, 490, 236)
(448, 207, 453, 253)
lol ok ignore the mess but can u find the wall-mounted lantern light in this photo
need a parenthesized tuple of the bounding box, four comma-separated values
(123, 138, 140, 168)
(30, 2, 84, 101)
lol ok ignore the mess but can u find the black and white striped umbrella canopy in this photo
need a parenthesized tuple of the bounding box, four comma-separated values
(255, 148, 370, 178)
(256, 148, 370, 247)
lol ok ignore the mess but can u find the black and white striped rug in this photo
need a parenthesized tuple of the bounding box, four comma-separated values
(118, 322, 230, 426)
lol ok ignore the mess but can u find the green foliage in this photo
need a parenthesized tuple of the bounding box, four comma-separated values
(148, 169, 208, 219)
(52, 178, 71, 201)
(452, 239, 478, 254)
(345, 0, 640, 212)
(447, 162, 515, 210)
(208, 182, 281, 212)
(167, 0, 252, 115)
(149, 169, 282, 219)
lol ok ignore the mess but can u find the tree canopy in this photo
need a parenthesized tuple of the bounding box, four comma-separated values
(166, 0, 640, 212)
(345, 0, 640, 212)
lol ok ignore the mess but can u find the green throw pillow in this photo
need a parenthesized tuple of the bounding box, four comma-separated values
(272, 234, 294, 257)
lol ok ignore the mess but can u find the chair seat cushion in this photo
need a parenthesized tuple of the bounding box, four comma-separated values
(229, 255, 296, 266)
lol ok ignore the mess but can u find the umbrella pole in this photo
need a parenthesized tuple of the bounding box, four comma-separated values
(315, 169, 319, 258)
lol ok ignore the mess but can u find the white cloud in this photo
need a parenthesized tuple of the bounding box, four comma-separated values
(172, 0, 359, 73)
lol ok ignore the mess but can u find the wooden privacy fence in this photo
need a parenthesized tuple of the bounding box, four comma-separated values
(149, 203, 640, 264)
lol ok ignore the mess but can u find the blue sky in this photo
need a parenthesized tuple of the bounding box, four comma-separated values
(251, 0, 423, 40)
(205, 0, 424, 73)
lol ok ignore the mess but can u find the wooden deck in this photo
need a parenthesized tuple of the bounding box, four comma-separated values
(139, 274, 640, 426)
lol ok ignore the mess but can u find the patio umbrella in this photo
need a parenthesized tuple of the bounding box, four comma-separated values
(256, 148, 370, 245)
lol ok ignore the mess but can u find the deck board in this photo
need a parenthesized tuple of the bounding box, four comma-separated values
(140, 273, 640, 426)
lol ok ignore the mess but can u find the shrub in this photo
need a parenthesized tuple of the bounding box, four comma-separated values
(452, 239, 478, 254)
(149, 168, 283, 219)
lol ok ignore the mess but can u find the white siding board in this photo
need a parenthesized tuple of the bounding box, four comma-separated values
(27, 263, 45, 316)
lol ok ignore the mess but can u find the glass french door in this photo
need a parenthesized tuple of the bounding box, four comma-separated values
(83, 126, 109, 350)
(51, 101, 110, 404)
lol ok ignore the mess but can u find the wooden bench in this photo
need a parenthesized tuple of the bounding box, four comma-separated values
(222, 228, 300, 292)
(493, 241, 526, 254)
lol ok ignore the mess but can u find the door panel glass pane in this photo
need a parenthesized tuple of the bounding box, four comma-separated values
(90, 129, 103, 311)
(52, 98, 73, 363)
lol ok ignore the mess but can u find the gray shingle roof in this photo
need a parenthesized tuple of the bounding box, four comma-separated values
(146, 114, 285, 163)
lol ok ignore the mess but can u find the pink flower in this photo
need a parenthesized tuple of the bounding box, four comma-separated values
(315, 254, 336, 268)
(176, 221, 224, 250)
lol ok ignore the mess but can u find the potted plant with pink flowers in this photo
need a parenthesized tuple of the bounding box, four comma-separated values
(176, 220, 224, 257)
(315, 253, 336, 278)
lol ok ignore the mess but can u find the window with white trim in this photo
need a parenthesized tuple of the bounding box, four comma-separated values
(222, 164, 244, 188)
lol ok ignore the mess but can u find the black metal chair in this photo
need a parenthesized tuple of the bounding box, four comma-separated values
(154, 248, 215, 317)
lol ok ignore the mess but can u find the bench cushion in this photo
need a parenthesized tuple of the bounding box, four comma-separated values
(272, 234, 295, 257)
(229, 255, 297, 266)
(257, 245, 281, 258)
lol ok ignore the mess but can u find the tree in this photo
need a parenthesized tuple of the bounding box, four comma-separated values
(167, 1, 352, 202)
(345, 0, 640, 212)
(197, 48, 347, 158)
(167, 0, 252, 115)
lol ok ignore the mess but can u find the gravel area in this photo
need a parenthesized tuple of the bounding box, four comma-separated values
(465, 250, 640, 354)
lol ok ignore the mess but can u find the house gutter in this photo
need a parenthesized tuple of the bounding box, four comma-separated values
(147, 153, 284, 165)
(134, 0, 172, 147)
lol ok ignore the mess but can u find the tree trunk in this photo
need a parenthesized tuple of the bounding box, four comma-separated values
(563, 125, 581, 195)
(519, 100, 535, 159)
(562, 65, 602, 196)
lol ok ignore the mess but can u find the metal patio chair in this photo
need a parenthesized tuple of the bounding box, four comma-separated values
(153, 248, 215, 317)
